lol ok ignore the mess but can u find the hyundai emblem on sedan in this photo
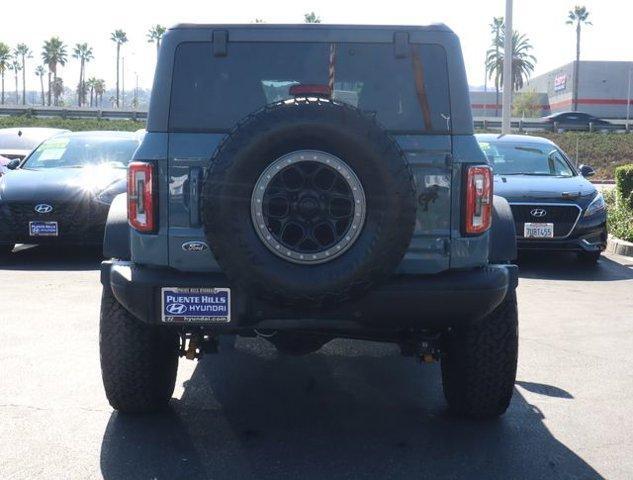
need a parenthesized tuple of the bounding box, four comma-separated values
(34, 204, 53, 214)
(530, 208, 547, 218)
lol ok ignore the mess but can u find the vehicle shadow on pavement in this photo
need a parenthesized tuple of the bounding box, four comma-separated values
(99, 338, 604, 480)
(0, 245, 101, 271)
(517, 251, 633, 281)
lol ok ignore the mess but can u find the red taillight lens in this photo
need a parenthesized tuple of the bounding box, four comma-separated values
(128, 162, 155, 233)
(464, 165, 493, 235)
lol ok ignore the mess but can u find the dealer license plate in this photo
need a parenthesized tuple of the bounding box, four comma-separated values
(29, 221, 58, 236)
(161, 287, 231, 323)
(523, 222, 554, 238)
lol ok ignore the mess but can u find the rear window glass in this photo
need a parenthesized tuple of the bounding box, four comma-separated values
(169, 41, 451, 134)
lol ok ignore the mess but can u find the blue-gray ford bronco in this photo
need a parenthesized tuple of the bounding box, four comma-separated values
(99, 23, 519, 419)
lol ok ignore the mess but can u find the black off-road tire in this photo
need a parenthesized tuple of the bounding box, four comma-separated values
(578, 251, 601, 265)
(100, 287, 179, 413)
(201, 98, 416, 306)
(441, 290, 518, 419)
(270, 333, 331, 356)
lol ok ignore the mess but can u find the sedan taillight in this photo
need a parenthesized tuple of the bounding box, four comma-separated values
(128, 162, 156, 232)
(464, 165, 492, 235)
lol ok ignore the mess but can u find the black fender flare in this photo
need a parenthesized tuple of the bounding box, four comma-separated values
(103, 193, 131, 260)
(489, 195, 517, 263)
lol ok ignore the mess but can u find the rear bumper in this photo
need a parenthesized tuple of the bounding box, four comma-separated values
(101, 260, 518, 334)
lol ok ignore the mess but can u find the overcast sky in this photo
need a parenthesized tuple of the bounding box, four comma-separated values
(2, 0, 631, 93)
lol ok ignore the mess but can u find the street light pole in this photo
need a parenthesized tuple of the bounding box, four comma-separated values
(626, 64, 632, 124)
(501, 0, 513, 134)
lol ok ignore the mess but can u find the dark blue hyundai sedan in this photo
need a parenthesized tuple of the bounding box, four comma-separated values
(476, 134, 607, 263)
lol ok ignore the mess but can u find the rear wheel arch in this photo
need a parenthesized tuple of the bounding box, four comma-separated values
(103, 193, 131, 260)
(489, 195, 517, 263)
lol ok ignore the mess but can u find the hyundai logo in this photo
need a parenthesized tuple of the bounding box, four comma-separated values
(34, 204, 53, 214)
(166, 303, 188, 315)
(530, 208, 547, 218)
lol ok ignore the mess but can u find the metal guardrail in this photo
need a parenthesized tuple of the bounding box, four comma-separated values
(0, 105, 147, 121)
(473, 117, 633, 133)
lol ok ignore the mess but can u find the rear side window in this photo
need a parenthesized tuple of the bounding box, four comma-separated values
(169, 41, 451, 134)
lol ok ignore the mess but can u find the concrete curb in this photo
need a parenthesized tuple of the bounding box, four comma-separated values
(607, 235, 633, 258)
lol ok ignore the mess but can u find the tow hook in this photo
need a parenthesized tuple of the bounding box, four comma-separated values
(400, 334, 441, 363)
(180, 333, 218, 360)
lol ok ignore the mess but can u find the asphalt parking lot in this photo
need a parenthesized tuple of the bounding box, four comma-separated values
(1, 246, 632, 480)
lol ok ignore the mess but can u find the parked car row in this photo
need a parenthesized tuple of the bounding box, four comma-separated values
(0, 127, 607, 263)
(0, 128, 142, 254)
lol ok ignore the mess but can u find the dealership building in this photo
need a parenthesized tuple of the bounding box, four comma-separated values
(470, 61, 633, 119)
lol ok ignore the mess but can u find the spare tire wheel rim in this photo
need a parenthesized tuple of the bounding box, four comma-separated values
(251, 150, 366, 264)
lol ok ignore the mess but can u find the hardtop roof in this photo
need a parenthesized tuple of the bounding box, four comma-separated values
(169, 23, 453, 33)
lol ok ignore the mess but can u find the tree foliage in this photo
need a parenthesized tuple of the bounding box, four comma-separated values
(485, 30, 536, 92)
(304, 12, 321, 23)
(147, 25, 166, 56)
(512, 90, 541, 117)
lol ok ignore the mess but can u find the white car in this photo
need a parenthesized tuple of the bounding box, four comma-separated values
(0, 127, 70, 164)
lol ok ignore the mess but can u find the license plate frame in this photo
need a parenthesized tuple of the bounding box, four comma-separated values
(523, 222, 554, 239)
(161, 287, 231, 323)
(29, 221, 59, 237)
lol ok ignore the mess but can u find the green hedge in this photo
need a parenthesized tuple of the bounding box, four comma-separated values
(605, 189, 633, 242)
(615, 164, 633, 210)
(0, 115, 144, 132)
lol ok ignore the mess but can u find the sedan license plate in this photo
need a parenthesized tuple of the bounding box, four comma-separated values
(29, 221, 58, 236)
(524, 222, 554, 238)
(161, 287, 230, 323)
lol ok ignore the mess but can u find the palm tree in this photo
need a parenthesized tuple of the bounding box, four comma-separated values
(304, 12, 321, 23)
(489, 17, 504, 116)
(72, 43, 93, 106)
(35, 65, 46, 105)
(10, 57, 21, 104)
(86, 77, 97, 107)
(147, 24, 166, 58)
(110, 29, 128, 108)
(486, 30, 537, 93)
(566, 6, 592, 111)
(42, 37, 67, 106)
(95, 78, 105, 107)
(0, 43, 10, 105)
(51, 77, 64, 105)
(15, 44, 31, 105)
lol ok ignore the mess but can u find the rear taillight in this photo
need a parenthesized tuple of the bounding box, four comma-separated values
(464, 165, 493, 235)
(128, 162, 156, 232)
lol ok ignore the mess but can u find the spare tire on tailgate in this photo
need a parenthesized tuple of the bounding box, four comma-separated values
(202, 98, 416, 305)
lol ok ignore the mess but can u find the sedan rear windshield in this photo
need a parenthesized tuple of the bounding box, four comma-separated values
(23, 136, 139, 169)
(169, 41, 451, 134)
(478, 141, 576, 177)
